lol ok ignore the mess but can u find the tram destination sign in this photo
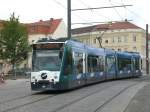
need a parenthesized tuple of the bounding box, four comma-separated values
(33, 43, 63, 50)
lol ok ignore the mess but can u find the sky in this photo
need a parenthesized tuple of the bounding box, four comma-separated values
(0, 0, 149, 29)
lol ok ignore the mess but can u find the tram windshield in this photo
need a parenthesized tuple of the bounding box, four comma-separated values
(32, 50, 63, 72)
(32, 43, 63, 72)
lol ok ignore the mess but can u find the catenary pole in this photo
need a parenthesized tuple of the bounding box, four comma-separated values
(146, 24, 149, 75)
(67, 0, 71, 39)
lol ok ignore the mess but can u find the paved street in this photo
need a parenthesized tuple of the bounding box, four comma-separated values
(0, 76, 150, 112)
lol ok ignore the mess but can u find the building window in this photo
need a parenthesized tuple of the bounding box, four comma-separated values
(93, 38, 96, 44)
(105, 40, 108, 44)
(31, 25, 36, 32)
(118, 37, 121, 42)
(124, 36, 128, 42)
(133, 34, 136, 42)
(112, 37, 115, 43)
(133, 46, 137, 51)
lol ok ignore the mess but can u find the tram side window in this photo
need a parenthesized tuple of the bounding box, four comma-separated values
(88, 56, 100, 72)
(118, 58, 132, 71)
(106, 56, 115, 72)
(74, 52, 83, 74)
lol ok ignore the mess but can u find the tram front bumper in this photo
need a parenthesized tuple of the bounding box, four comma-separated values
(31, 81, 62, 91)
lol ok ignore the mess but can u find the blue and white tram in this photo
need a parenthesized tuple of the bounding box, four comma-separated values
(30, 39, 142, 91)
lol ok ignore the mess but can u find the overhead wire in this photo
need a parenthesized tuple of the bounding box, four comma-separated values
(108, 0, 124, 20)
(53, 0, 144, 28)
(52, 0, 66, 9)
(120, 0, 127, 19)
(71, 0, 96, 27)
(77, 0, 112, 21)
(109, 0, 150, 28)
(52, 0, 91, 26)
(75, 0, 132, 26)
(108, 0, 149, 25)
(125, 7, 150, 25)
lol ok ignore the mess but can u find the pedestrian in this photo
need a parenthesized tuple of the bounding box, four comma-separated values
(0, 72, 5, 83)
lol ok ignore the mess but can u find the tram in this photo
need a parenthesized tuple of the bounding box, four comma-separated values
(30, 39, 142, 91)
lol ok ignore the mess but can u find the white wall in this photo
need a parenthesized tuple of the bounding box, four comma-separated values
(28, 34, 49, 44)
(52, 20, 67, 39)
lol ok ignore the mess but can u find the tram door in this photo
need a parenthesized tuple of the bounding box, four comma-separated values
(73, 52, 86, 87)
(106, 55, 116, 80)
(132, 58, 136, 76)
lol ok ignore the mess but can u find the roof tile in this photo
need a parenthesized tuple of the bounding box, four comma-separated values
(72, 21, 142, 35)
(26, 18, 62, 34)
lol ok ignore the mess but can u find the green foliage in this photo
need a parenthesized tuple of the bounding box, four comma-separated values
(0, 13, 30, 65)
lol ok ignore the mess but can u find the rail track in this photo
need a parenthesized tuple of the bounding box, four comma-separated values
(0, 79, 142, 112)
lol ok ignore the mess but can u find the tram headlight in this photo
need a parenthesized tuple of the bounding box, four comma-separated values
(31, 76, 36, 82)
(54, 76, 58, 79)
(51, 79, 54, 82)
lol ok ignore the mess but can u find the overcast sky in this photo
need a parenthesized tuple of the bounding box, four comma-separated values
(0, 0, 149, 29)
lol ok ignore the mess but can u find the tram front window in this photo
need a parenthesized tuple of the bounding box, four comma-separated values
(32, 50, 62, 72)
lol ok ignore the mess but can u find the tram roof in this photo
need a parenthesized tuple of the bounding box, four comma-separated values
(34, 38, 82, 45)
(34, 38, 68, 44)
(116, 51, 134, 59)
(33, 39, 141, 58)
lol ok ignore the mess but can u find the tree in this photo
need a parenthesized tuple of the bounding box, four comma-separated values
(0, 13, 30, 79)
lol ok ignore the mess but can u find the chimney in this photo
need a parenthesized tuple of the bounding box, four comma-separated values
(39, 20, 43, 22)
(50, 18, 54, 21)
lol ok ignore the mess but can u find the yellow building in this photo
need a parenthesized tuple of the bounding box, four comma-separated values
(72, 21, 148, 72)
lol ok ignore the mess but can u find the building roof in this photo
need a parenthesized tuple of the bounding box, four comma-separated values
(26, 18, 62, 34)
(72, 21, 142, 35)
